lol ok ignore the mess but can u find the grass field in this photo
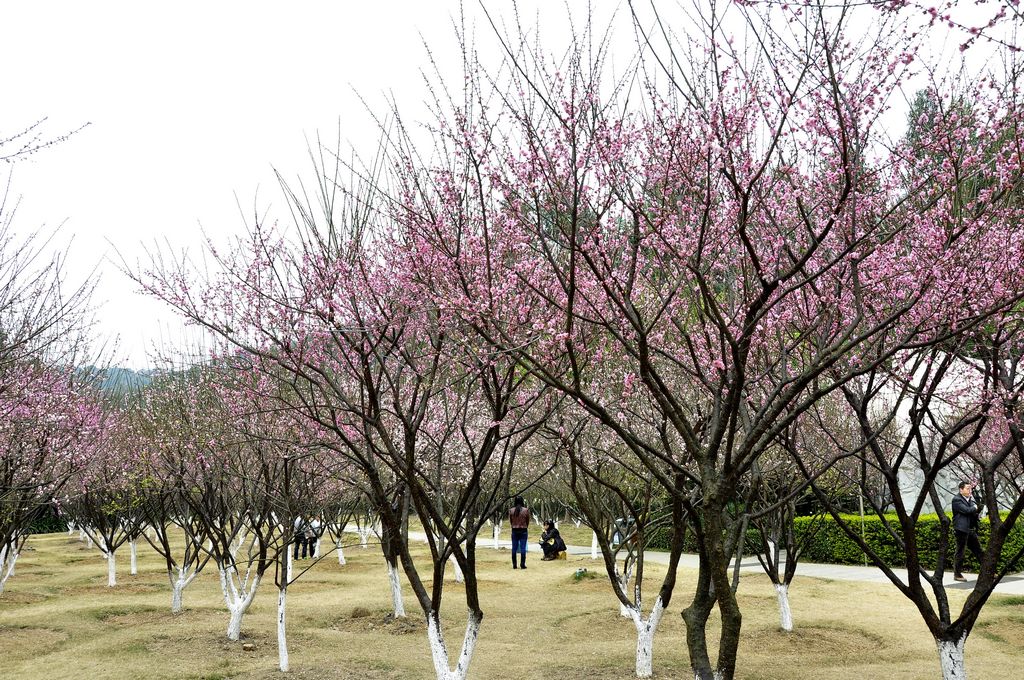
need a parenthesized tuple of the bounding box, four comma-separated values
(1, 531, 1022, 679)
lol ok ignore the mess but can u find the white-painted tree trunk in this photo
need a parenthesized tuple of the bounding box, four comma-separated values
(449, 554, 464, 583)
(230, 532, 250, 560)
(358, 526, 371, 549)
(78, 527, 87, 542)
(168, 566, 198, 614)
(337, 539, 346, 566)
(387, 560, 406, 618)
(0, 545, 19, 594)
(591, 531, 599, 559)
(426, 609, 481, 680)
(277, 587, 289, 672)
(618, 567, 633, 618)
(936, 635, 968, 680)
(106, 551, 117, 587)
(287, 551, 294, 582)
(626, 596, 666, 679)
(492, 521, 502, 550)
(68, 523, 76, 536)
(129, 539, 138, 575)
(774, 583, 793, 632)
(218, 565, 261, 641)
(171, 585, 183, 614)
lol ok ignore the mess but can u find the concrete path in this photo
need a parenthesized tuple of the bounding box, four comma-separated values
(506, 538, 1024, 596)
(408, 529, 1024, 595)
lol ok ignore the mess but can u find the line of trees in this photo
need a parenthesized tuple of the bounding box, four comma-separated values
(4, 3, 1024, 680)
(129, 4, 1024, 679)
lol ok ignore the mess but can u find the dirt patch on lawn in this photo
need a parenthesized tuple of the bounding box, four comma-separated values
(324, 610, 425, 635)
(0, 590, 48, 605)
(976, 614, 1024, 646)
(742, 625, 887, 662)
(77, 582, 162, 595)
(0, 626, 68, 661)
(88, 605, 165, 624)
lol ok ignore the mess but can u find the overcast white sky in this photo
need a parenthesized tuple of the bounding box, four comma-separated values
(0, 1, 1000, 368)
(0, 1, 534, 367)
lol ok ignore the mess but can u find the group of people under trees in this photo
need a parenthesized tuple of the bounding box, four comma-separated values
(508, 496, 566, 569)
(508, 481, 985, 579)
(292, 515, 321, 560)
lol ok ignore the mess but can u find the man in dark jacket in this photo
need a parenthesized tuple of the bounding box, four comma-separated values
(952, 481, 984, 582)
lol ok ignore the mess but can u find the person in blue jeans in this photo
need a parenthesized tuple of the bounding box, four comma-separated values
(509, 496, 530, 569)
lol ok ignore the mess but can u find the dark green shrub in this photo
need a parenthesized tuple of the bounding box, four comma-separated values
(647, 513, 1024, 573)
(27, 505, 68, 535)
(796, 513, 1024, 572)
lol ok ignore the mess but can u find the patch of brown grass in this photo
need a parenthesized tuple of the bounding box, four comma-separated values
(1, 531, 1022, 679)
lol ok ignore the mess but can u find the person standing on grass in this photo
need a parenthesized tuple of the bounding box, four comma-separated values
(305, 516, 320, 558)
(293, 516, 309, 560)
(509, 496, 529, 569)
(952, 480, 984, 581)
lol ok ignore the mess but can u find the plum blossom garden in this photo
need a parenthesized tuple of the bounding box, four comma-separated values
(3, 2, 1024, 679)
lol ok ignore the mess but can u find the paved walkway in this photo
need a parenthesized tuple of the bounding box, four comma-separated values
(406, 529, 1024, 595)
(504, 538, 1024, 596)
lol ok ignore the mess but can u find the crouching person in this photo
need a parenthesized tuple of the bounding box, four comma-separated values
(539, 520, 566, 561)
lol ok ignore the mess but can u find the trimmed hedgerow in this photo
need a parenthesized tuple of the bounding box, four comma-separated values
(795, 513, 1024, 572)
(27, 505, 68, 535)
(650, 513, 1024, 572)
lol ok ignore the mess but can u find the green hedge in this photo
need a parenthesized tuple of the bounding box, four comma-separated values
(649, 513, 1024, 572)
(796, 513, 1024, 572)
(27, 506, 68, 535)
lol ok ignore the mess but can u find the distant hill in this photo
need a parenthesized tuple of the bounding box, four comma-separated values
(78, 366, 155, 394)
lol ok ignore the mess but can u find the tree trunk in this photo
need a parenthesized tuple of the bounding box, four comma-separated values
(227, 604, 245, 641)
(171, 575, 184, 614)
(169, 567, 196, 615)
(0, 545, 18, 595)
(592, 531, 599, 560)
(682, 566, 716, 680)
(627, 596, 666, 678)
(449, 554, 464, 583)
(619, 567, 633, 618)
(129, 539, 138, 575)
(219, 566, 261, 641)
(492, 521, 501, 550)
(337, 539, 346, 566)
(425, 609, 482, 680)
(387, 560, 406, 618)
(774, 583, 793, 632)
(278, 586, 289, 672)
(106, 551, 117, 587)
(936, 635, 967, 680)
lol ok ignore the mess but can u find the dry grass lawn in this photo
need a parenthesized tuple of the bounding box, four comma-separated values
(1, 532, 1022, 679)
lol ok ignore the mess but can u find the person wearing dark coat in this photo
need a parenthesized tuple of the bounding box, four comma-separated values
(509, 496, 530, 569)
(539, 520, 566, 560)
(952, 481, 984, 581)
